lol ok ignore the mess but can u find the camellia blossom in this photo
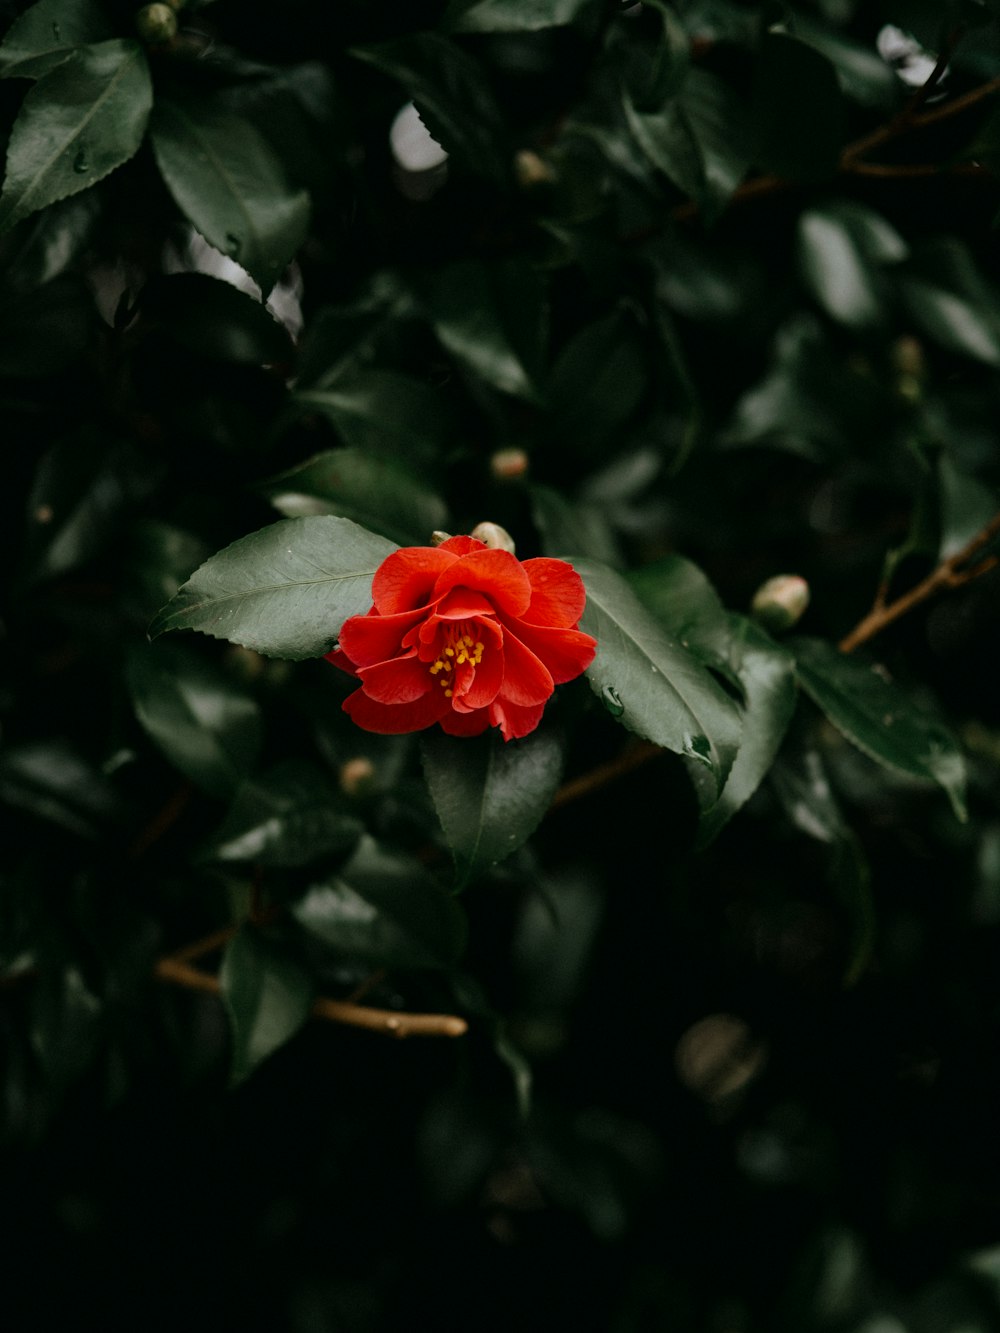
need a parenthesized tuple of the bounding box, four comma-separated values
(326, 536, 597, 741)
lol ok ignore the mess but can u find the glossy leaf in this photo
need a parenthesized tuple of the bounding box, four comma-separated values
(628, 554, 731, 669)
(750, 34, 845, 182)
(0, 40, 152, 233)
(0, 0, 112, 81)
(220, 927, 314, 1084)
(293, 835, 467, 970)
(126, 642, 263, 800)
(148, 516, 397, 660)
(575, 559, 742, 793)
(898, 276, 1000, 366)
(201, 760, 363, 867)
(798, 202, 907, 330)
(543, 311, 647, 454)
(421, 725, 564, 887)
(294, 371, 458, 462)
(794, 637, 967, 820)
(417, 259, 546, 401)
(260, 447, 448, 546)
(445, 0, 592, 31)
(696, 617, 797, 847)
(150, 94, 310, 295)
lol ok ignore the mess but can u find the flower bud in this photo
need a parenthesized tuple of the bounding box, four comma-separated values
(514, 150, 555, 188)
(135, 2, 177, 44)
(490, 447, 530, 481)
(751, 574, 810, 632)
(471, 521, 516, 554)
(339, 756, 376, 798)
(430, 530, 453, 546)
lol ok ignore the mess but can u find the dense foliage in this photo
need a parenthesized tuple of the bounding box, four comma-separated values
(3, 0, 1000, 1327)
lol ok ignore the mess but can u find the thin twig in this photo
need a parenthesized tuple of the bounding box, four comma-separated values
(155, 955, 468, 1039)
(550, 741, 662, 809)
(839, 510, 1000, 654)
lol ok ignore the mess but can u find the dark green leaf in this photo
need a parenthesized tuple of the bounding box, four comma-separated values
(30, 966, 102, 1086)
(126, 641, 263, 800)
(0, 0, 112, 80)
(696, 616, 797, 846)
(260, 447, 448, 546)
(150, 94, 310, 295)
(750, 34, 845, 182)
(794, 637, 967, 820)
(938, 455, 998, 559)
(575, 559, 742, 794)
(421, 725, 564, 887)
(148, 516, 397, 660)
(0, 39, 152, 233)
(201, 760, 363, 867)
(794, 16, 901, 111)
(678, 69, 752, 220)
(293, 370, 458, 463)
(797, 202, 907, 330)
(294, 835, 467, 970)
(445, 0, 593, 31)
(531, 484, 623, 566)
(123, 519, 210, 619)
(0, 739, 124, 837)
(898, 275, 1000, 365)
(220, 926, 314, 1084)
(0, 274, 90, 375)
(628, 553, 731, 668)
(141, 273, 293, 365)
(0, 192, 100, 294)
(623, 92, 704, 201)
(543, 311, 647, 453)
(417, 259, 546, 400)
(352, 34, 509, 186)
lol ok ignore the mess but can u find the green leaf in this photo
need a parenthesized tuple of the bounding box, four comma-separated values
(123, 519, 210, 619)
(938, 455, 998, 559)
(417, 259, 546, 401)
(0, 274, 90, 376)
(797, 202, 907, 330)
(445, 0, 593, 31)
(530, 484, 623, 566)
(695, 616, 797, 847)
(293, 835, 467, 970)
(0, 739, 124, 838)
(0, 39, 152, 234)
(148, 516, 397, 660)
(293, 371, 458, 462)
(259, 448, 448, 546)
(140, 273, 293, 365)
(750, 34, 845, 182)
(623, 91, 704, 202)
(0, 191, 100, 294)
(898, 275, 1000, 365)
(352, 34, 509, 186)
(793, 15, 901, 111)
(125, 641, 263, 800)
(628, 554, 731, 670)
(421, 726, 564, 888)
(0, 0, 112, 81)
(220, 926, 314, 1084)
(30, 965, 102, 1086)
(574, 559, 742, 795)
(543, 311, 647, 454)
(678, 69, 752, 220)
(150, 94, 310, 295)
(201, 760, 363, 867)
(793, 637, 967, 820)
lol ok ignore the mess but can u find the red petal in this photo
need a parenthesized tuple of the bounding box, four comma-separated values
(432, 549, 531, 617)
(339, 606, 425, 668)
(356, 654, 432, 704)
(521, 558, 587, 627)
(437, 535, 486, 556)
(488, 699, 545, 741)
(500, 620, 596, 685)
(453, 637, 504, 710)
(434, 587, 495, 620)
(325, 648, 358, 678)
(371, 546, 456, 615)
(497, 630, 554, 707)
(439, 707, 492, 737)
(343, 687, 446, 735)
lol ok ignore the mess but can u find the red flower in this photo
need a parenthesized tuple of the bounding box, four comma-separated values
(326, 536, 596, 741)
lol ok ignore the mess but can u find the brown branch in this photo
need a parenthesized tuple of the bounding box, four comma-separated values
(839, 510, 1000, 654)
(844, 160, 990, 180)
(128, 783, 192, 860)
(155, 954, 468, 1039)
(550, 740, 662, 810)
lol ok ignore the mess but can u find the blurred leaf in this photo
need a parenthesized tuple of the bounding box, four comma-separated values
(511, 866, 604, 1017)
(695, 616, 797, 846)
(352, 34, 509, 186)
(201, 760, 363, 867)
(293, 370, 458, 463)
(445, 0, 594, 31)
(575, 559, 742, 794)
(260, 447, 448, 545)
(30, 965, 102, 1086)
(416, 259, 546, 400)
(750, 34, 845, 182)
(23, 435, 156, 584)
(624, 91, 704, 201)
(126, 641, 263, 799)
(679, 68, 752, 220)
(794, 638, 967, 820)
(794, 16, 901, 111)
(0, 275, 91, 375)
(543, 310, 646, 453)
(898, 275, 1000, 365)
(531, 484, 624, 566)
(148, 516, 397, 660)
(0, 192, 100, 294)
(141, 273, 293, 364)
(124, 519, 210, 618)
(0, 39, 152, 233)
(421, 725, 564, 888)
(938, 455, 997, 558)
(151, 94, 310, 295)
(0, 739, 124, 837)
(797, 202, 907, 330)
(294, 835, 467, 970)
(220, 926, 314, 1084)
(0, 0, 112, 80)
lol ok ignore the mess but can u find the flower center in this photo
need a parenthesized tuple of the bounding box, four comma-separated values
(428, 624, 485, 699)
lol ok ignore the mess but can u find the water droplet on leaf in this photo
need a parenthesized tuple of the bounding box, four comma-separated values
(51, 21, 61, 39)
(602, 685, 624, 717)
(73, 147, 89, 174)
(225, 233, 241, 257)
(683, 734, 713, 768)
